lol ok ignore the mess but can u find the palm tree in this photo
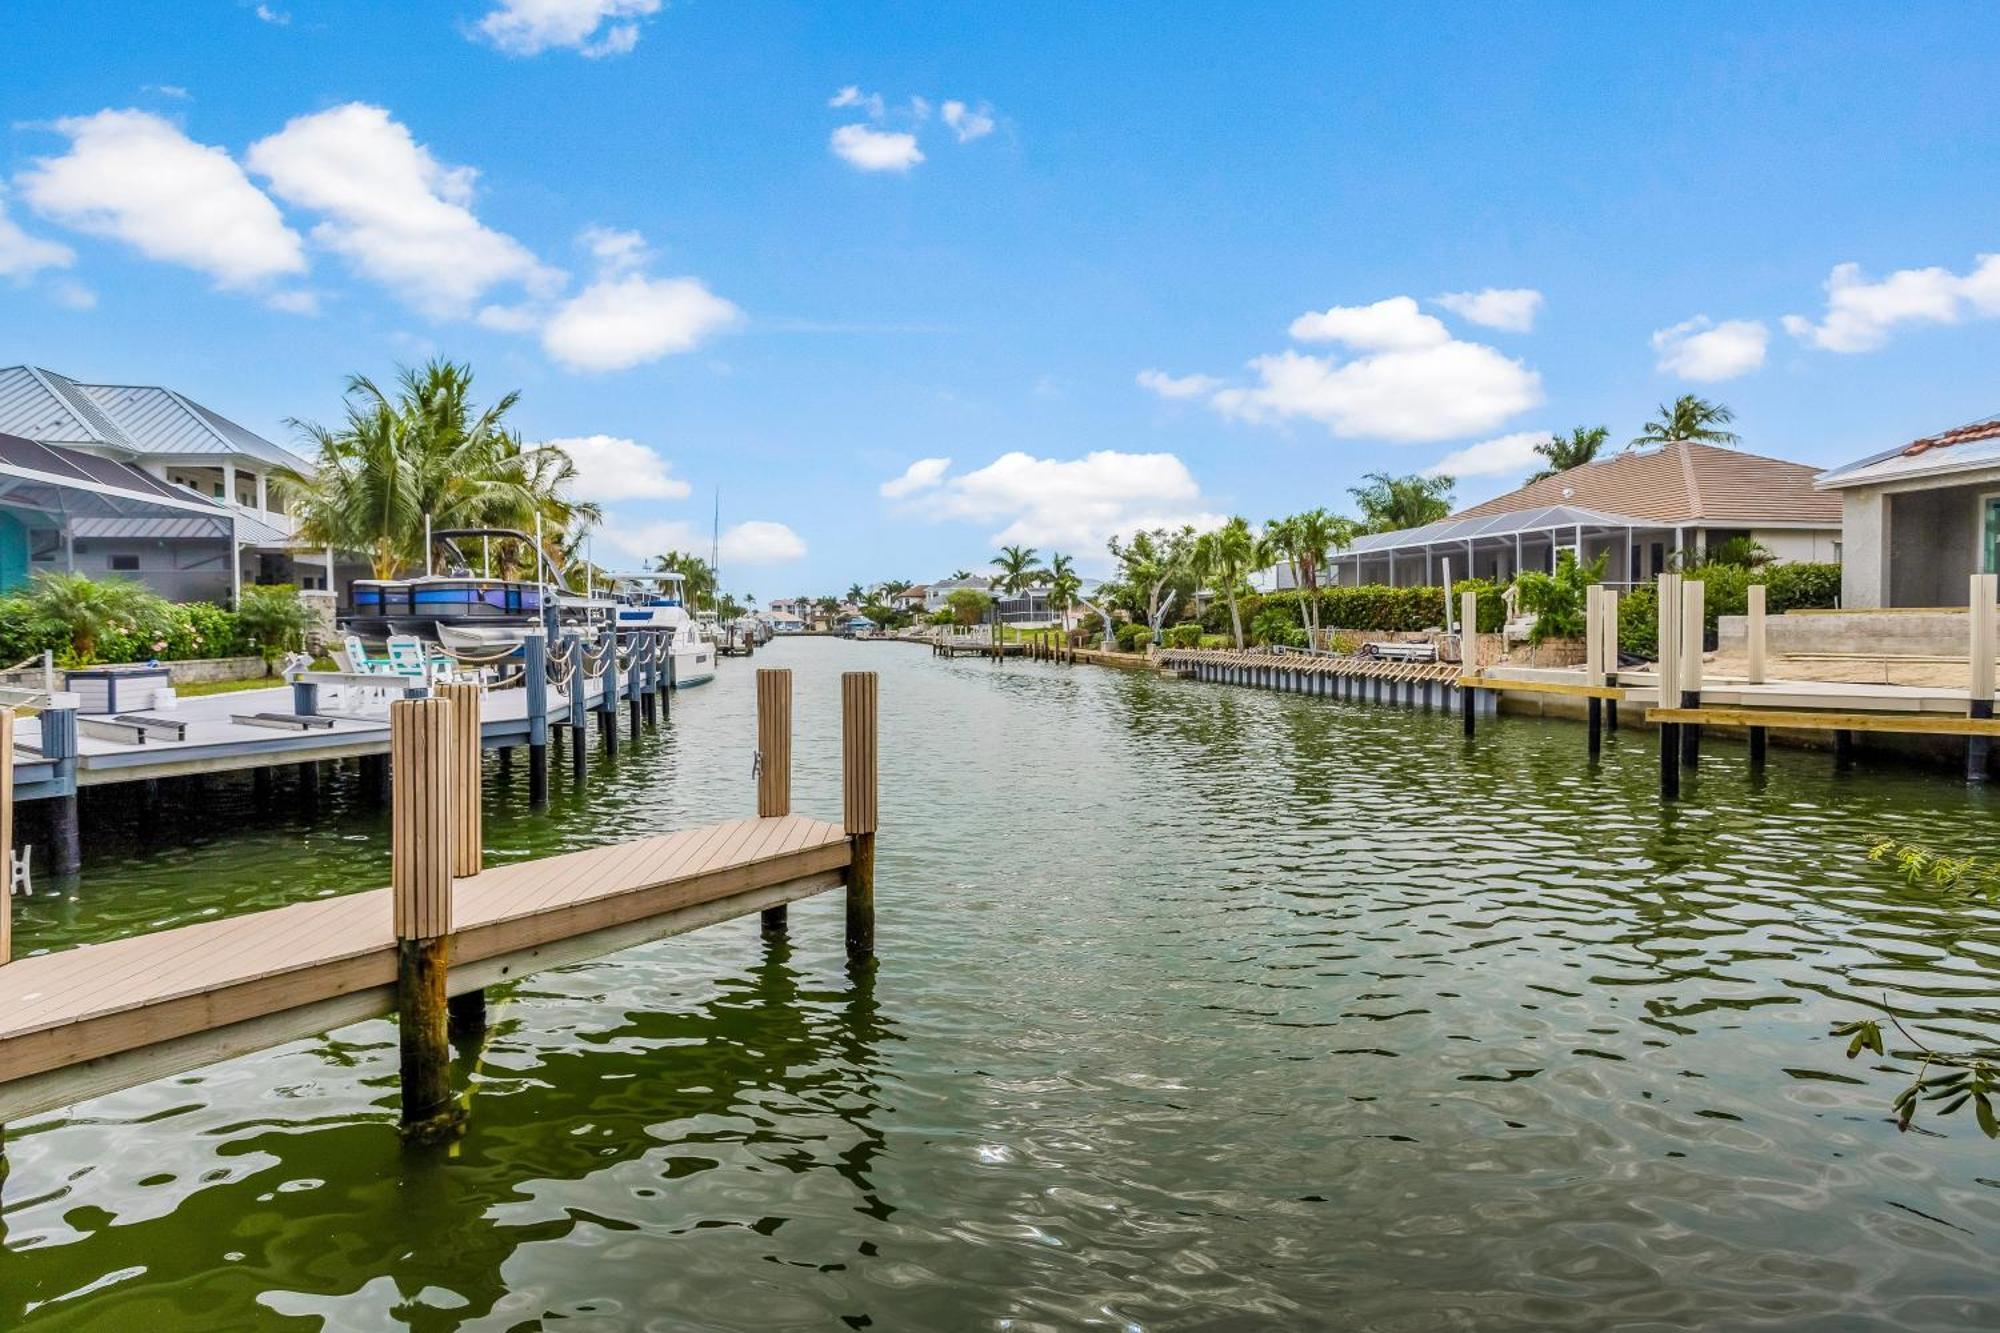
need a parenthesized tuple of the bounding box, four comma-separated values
(1046, 552, 1081, 630)
(1349, 472, 1454, 533)
(1107, 526, 1194, 638)
(846, 582, 865, 605)
(947, 568, 973, 581)
(279, 359, 548, 579)
(1631, 395, 1740, 450)
(654, 551, 717, 611)
(1527, 425, 1610, 483)
(1191, 516, 1258, 649)
(1264, 508, 1353, 639)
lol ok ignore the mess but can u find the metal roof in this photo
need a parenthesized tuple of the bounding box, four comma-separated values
(0, 432, 237, 534)
(0, 365, 308, 469)
(1336, 502, 1651, 556)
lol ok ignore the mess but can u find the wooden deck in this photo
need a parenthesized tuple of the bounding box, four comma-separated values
(0, 813, 850, 1121)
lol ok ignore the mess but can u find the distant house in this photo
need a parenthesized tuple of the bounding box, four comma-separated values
(1318, 440, 1841, 589)
(922, 575, 992, 613)
(1818, 415, 2000, 608)
(893, 584, 930, 612)
(0, 365, 358, 602)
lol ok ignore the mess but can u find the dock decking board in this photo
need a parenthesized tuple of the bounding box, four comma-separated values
(0, 814, 850, 1121)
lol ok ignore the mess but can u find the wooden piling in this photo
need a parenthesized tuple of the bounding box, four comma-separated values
(391, 697, 460, 1138)
(1460, 590, 1478, 737)
(524, 632, 548, 806)
(1602, 587, 1621, 731)
(599, 623, 620, 756)
(1585, 585, 1604, 757)
(1968, 575, 1996, 781)
(1746, 583, 1767, 686)
(1679, 579, 1704, 770)
(842, 671, 879, 958)
(756, 668, 792, 937)
(1657, 573, 1681, 799)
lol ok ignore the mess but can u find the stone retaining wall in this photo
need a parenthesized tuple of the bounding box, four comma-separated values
(0, 655, 270, 690)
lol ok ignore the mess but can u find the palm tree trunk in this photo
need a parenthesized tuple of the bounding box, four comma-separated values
(1229, 591, 1244, 649)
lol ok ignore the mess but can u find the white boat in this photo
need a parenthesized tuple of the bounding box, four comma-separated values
(603, 571, 717, 687)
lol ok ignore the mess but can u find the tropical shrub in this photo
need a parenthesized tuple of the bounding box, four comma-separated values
(1262, 581, 1505, 634)
(1614, 561, 1841, 658)
(235, 584, 313, 663)
(1250, 605, 1307, 647)
(1116, 621, 1154, 652)
(1513, 552, 1608, 644)
(1165, 622, 1204, 648)
(1198, 634, 1231, 649)
(945, 587, 993, 627)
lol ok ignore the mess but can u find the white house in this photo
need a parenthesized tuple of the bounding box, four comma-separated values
(1817, 415, 2000, 608)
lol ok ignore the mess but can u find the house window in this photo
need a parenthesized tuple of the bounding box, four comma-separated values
(1983, 497, 2000, 575)
(109, 554, 139, 572)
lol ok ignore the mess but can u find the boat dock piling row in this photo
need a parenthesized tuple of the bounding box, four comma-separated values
(0, 667, 883, 1151)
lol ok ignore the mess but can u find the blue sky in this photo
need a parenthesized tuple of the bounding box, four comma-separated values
(3, 3, 1999, 596)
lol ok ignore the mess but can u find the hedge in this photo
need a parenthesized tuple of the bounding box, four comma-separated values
(1259, 580, 1507, 634)
(0, 597, 251, 668)
(1616, 562, 1842, 658)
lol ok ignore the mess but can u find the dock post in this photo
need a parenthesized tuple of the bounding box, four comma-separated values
(600, 624, 620, 756)
(843, 671, 879, 958)
(1459, 591, 1478, 738)
(439, 681, 487, 1039)
(564, 634, 588, 782)
(627, 635, 643, 736)
(0, 708, 12, 1175)
(43, 697, 79, 875)
(1679, 579, 1705, 770)
(1585, 585, 1604, 757)
(524, 632, 549, 807)
(292, 678, 319, 717)
(1657, 573, 1682, 799)
(1603, 587, 1621, 732)
(756, 668, 792, 938)
(390, 696, 461, 1139)
(1747, 584, 1768, 686)
(1968, 575, 1995, 781)
(641, 634, 658, 726)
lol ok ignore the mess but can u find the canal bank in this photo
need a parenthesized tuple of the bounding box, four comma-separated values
(5, 636, 2000, 1330)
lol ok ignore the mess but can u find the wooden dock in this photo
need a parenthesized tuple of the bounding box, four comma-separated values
(0, 666, 880, 1141)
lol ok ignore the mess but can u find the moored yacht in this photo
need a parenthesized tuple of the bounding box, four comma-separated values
(604, 571, 717, 687)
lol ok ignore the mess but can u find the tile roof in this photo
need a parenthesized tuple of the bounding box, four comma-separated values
(1817, 415, 2000, 489)
(0, 365, 308, 469)
(1454, 440, 1839, 526)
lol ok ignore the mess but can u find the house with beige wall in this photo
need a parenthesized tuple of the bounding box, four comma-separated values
(1817, 416, 2000, 608)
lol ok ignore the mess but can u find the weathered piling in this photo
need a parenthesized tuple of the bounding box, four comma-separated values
(391, 697, 461, 1138)
(1747, 583, 1768, 769)
(756, 667, 792, 938)
(1585, 585, 1604, 756)
(439, 682, 487, 1039)
(0, 708, 12, 1174)
(564, 633, 588, 782)
(1657, 573, 1682, 799)
(1602, 586, 1621, 732)
(1679, 579, 1705, 769)
(641, 632, 658, 726)
(627, 634, 644, 735)
(524, 633, 549, 806)
(599, 623, 620, 755)
(42, 700, 79, 874)
(1969, 575, 1995, 782)
(843, 671, 879, 958)
(1460, 590, 1478, 737)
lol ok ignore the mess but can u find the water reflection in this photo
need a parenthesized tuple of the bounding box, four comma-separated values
(5, 642, 2000, 1329)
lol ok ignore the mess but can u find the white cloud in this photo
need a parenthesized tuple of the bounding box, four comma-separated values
(255, 4, 290, 24)
(1651, 315, 1768, 381)
(265, 288, 320, 315)
(474, 0, 661, 57)
(50, 278, 96, 310)
(904, 450, 1224, 556)
(0, 189, 74, 279)
(830, 124, 923, 173)
(1288, 295, 1452, 350)
(541, 434, 690, 501)
(1136, 368, 1221, 400)
(828, 86, 887, 119)
(941, 100, 996, 143)
(599, 517, 807, 565)
(1433, 287, 1542, 332)
(579, 224, 648, 275)
(247, 102, 557, 318)
(542, 272, 743, 372)
(1781, 258, 1989, 353)
(880, 456, 951, 498)
(18, 109, 305, 288)
(1209, 299, 1543, 442)
(1421, 430, 1547, 480)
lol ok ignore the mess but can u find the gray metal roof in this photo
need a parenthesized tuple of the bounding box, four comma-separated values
(0, 431, 238, 533)
(1817, 431, 2000, 491)
(1336, 502, 1654, 556)
(0, 365, 308, 469)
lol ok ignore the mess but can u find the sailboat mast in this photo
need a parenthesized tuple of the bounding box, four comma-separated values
(710, 489, 721, 616)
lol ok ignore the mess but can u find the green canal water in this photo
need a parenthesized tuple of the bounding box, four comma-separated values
(4, 638, 2000, 1330)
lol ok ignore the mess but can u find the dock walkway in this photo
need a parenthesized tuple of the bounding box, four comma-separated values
(0, 812, 850, 1121)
